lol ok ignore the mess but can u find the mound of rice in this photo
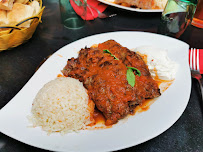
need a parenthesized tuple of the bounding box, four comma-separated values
(30, 77, 94, 134)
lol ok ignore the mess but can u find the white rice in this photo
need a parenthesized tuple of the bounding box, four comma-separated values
(29, 77, 94, 134)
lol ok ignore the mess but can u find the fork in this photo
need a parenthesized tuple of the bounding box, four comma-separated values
(190, 48, 203, 102)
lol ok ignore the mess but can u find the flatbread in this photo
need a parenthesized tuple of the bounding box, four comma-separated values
(29, 0, 40, 15)
(7, 3, 34, 27)
(0, 0, 14, 10)
(0, 9, 7, 26)
(15, 0, 29, 4)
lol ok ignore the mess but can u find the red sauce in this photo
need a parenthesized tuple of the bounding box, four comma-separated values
(57, 74, 65, 77)
(87, 58, 173, 126)
(93, 109, 106, 124)
(87, 109, 113, 129)
(62, 42, 174, 127)
(133, 79, 172, 114)
(57, 54, 63, 57)
(133, 98, 156, 114)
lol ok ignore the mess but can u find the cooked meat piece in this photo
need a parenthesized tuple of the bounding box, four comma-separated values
(98, 40, 161, 99)
(114, 0, 167, 9)
(62, 40, 161, 125)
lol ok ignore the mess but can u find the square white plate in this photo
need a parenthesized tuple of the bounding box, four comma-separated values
(0, 31, 191, 152)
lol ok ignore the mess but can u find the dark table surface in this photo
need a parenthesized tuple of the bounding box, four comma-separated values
(0, 0, 203, 151)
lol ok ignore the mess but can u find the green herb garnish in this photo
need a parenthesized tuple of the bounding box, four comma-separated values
(127, 67, 141, 76)
(103, 50, 119, 60)
(102, 49, 141, 87)
(126, 67, 141, 87)
(127, 68, 135, 87)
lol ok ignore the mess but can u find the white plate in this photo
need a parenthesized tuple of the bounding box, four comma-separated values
(0, 31, 190, 152)
(98, 0, 163, 12)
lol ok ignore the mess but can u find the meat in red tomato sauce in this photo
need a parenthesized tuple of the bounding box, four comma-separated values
(62, 40, 161, 125)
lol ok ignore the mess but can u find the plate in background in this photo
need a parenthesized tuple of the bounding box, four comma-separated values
(98, 0, 163, 12)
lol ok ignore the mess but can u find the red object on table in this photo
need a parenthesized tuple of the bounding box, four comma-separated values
(70, 0, 107, 20)
(189, 49, 203, 74)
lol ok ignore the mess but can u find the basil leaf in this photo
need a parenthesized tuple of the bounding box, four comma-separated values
(127, 67, 141, 76)
(103, 49, 119, 60)
(113, 56, 119, 60)
(127, 68, 135, 87)
(103, 49, 111, 54)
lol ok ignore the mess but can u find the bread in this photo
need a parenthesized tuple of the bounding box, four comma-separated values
(14, 0, 29, 4)
(29, 0, 40, 15)
(7, 3, 34, 27)
(0, 0, 14, 10)
(0, 9, 7, 26)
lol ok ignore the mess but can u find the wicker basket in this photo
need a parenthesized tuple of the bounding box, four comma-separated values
(0, 0, 45, 51)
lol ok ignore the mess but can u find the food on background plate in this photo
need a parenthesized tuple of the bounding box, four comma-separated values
(62, 40, 161, 125)
(105, 0, 167, 9)
(0, 0, 40, 27)
(134, 46, 178, 80)
(29, 77, 95, 134)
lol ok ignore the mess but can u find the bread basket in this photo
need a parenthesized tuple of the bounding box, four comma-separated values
(0, 0, 45, 52)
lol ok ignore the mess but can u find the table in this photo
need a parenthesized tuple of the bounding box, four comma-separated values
(0, 0, 203, 151)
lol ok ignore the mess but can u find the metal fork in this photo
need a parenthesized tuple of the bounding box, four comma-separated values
(190, 48, 203, 102)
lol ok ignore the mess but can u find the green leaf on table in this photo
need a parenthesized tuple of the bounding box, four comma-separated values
(103, 49, 119, 60)
(127, 68, 135, 87)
